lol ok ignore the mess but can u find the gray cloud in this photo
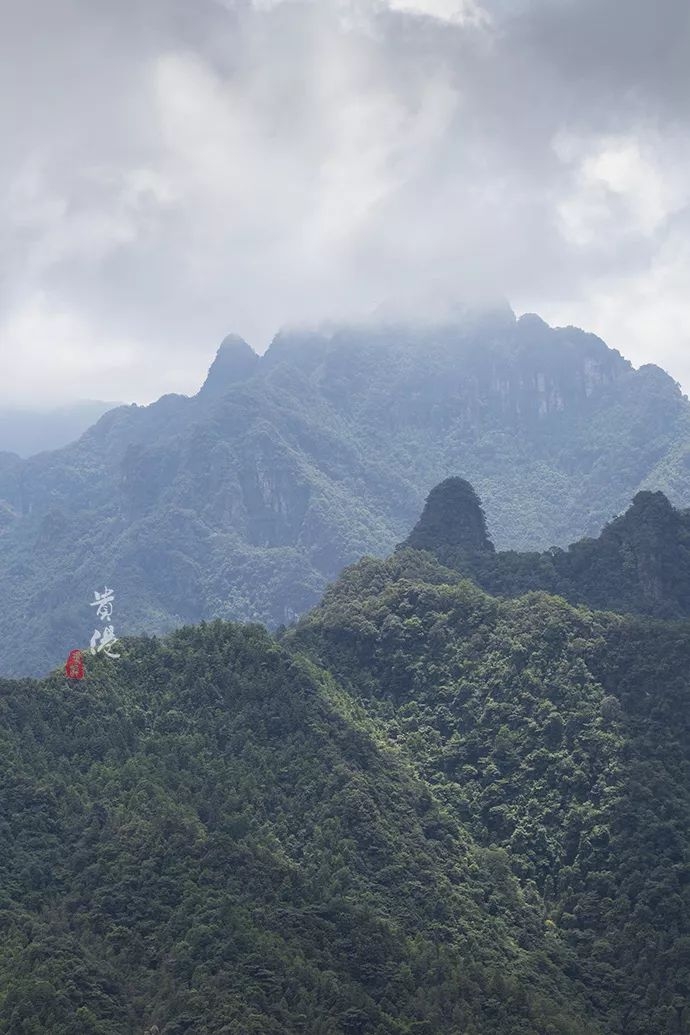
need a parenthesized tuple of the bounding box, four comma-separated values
(1, 0, 690, 405)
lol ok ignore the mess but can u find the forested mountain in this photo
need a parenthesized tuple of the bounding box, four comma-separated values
(1, 487, 688, 1033)
(402, 477, 690, 618)
(4, 309, 690, 677)
(0, 401, 119, 458)
(292, 537, 690, 1034)
(0, 623, 602, 1035)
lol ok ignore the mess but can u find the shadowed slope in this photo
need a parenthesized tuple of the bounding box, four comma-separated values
(292, 548, 690, 1035)
(0, 621, 599, 1034)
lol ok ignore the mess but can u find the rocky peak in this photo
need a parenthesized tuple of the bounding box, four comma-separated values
(199, 335, 259, 397)
(517, 312, 550, 334)
(403, 478, 495, 556)
(608, 489, 678, 544)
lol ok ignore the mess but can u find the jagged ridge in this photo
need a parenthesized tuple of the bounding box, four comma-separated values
(400, 478, 690, 618)
(3, 310, 690, 676)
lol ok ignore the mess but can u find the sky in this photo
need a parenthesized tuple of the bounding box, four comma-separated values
(1, 0, 690, 405)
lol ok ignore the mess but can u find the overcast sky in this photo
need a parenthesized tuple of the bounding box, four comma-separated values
(2, 0, 690, 406)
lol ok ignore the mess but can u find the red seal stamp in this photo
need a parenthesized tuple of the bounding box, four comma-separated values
(65, 649, 85, 680)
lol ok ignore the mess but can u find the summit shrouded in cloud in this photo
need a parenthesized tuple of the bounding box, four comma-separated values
(3, 313, 690, 678)
(1, 0, 690, 405)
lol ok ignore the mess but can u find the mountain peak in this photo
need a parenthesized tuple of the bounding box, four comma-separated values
(403, 478, 495, 556)
(629, 488, 674, 513)
(517, 312, 550, 332)
(200, 335, 259, 396)
(399, 482, 690, 620)
(610, 489, 678, 543)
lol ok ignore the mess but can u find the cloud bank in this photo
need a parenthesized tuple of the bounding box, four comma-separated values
(1, 0, 690, 404)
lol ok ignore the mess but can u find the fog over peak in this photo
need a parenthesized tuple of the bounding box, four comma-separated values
(2, 0, 690, 405)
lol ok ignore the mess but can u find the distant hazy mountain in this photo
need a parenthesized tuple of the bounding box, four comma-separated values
(0, 400, 120, 457)
(3, 310, 690, 677)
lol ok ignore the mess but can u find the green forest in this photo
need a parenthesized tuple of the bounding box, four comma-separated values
(0, 480, 688, 1032)
(2, 0, 689, 1030)
(402, 478, 690, 618)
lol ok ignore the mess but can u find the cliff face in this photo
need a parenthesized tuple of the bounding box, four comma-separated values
(2, 309, 690, 676)
(261, 314, 630, 432)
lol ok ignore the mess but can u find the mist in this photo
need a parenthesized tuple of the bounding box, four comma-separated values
(2, 0, 690, 404)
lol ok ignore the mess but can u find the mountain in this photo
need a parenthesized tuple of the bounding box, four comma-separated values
(0, 622, 602, 1035)
(405, 477, 494, 557)
(291, 505, 690, 1035)
(0, 401, 120, 458)
(1, 487, 688, 1033)
(4, 309, 690, 676)
(402, 477, 690, 618)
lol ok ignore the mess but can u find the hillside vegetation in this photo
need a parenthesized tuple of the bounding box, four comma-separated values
(0, 481, 688, 1032)
(402, 477, 690, 618)
(293, 548, 690, 1035)
(0, 623, 601, 1035)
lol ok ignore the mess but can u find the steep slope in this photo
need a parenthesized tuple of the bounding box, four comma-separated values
(401, 477, 690, 618)
(0, 622, 600, 1035)
(4, 309, 690, 676)
(292, 551, 690, 1035)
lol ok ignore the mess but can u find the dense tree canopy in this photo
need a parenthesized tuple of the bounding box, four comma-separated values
(293, 549, 690, 1034)
(0, 480, 688, 1032)
(0, 621, 604, 1034)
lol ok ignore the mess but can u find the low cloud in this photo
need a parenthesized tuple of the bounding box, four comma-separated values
(1, 0, 690, 405)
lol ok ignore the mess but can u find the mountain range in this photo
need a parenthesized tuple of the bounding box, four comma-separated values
(0, 480, 687, 1033)
(3, 308, 690, 677)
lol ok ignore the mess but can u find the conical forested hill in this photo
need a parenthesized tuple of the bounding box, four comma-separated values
(400, 478, 690, 618)
(404, 478, 494, 558)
